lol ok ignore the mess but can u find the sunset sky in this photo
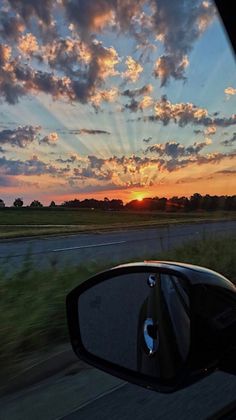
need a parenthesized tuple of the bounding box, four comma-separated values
(0, 0, 235, 205)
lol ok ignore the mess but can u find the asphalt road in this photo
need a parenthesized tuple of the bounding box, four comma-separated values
(1, 359, 236, 420)
(0, 220, 235, 272)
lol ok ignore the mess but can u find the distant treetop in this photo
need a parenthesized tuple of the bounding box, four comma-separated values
(13, 198, 23, 207)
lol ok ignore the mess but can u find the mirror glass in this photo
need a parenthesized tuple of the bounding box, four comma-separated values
(78, 271, 190, 380)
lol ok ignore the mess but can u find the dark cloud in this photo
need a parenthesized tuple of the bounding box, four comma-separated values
(176, 175, 207, 184)
(145, 139, 211, 158)
(0, 155, 58, 176)
(78, 129, 111, 135)
(63, 0, 145, 38)
(221, 133, 236, 147)
(216, 169, 236, 175)
(71, 149, 236, 188)
(152, 0, 215, 85)
(0, 12, 25, 41)
(136, 95, 236, 128)
(0, 155, 71, 178)
(153, 54, 189, 86)
(125, 96, 153, 112)
(7, 0, 54, 25)
(122, 84, 153, 98)
(162, 151, 236, 172)
(0, 174, 39, 187)
(143, 137, 152, 143)
(0, 38, 119, 105)
(62, 0, 214, 84)
(0, 125, 40, 148)
(56, 155, 77, 164)
(56, 128, 111, 135)
(0, 125, 59, 148)
(0, 0, 216, 109)
(39, 132, 58, 146)
(0, 175, 17, 186)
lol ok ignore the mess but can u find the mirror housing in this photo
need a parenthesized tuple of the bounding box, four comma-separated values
(66, 261, 236, 393)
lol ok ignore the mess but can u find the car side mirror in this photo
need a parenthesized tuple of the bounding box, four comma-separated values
(66, 261, 236, 393)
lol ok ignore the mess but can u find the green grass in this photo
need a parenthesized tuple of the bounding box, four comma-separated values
(0, 234, 235, 381)
(0, 208, 234, 238)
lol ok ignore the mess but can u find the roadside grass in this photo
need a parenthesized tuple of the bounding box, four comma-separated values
(0, 234, 235, 381)
(0, 209, 235, 238)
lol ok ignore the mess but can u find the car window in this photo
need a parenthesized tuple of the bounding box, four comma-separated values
(0, 1, 236, 419)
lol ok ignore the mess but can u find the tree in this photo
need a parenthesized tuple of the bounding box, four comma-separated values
(13, 197, 23, 207)
(0, 199, 5, 208)
(49, 200, 56, 207)
(30, 200, 43, 208)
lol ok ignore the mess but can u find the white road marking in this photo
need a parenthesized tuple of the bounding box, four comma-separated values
(52, 240, 126, 252)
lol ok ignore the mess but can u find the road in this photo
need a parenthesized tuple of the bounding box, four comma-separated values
(1, 358, 236, 420)
(0, 220, 235, 272)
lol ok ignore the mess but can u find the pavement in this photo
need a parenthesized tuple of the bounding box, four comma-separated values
(0, 220, 235, 272)
(1, 353, 236, 420)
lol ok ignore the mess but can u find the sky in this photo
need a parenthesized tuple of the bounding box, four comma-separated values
(0, 0, 235, 206)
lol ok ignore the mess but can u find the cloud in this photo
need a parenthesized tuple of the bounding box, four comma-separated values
(0, 12, 25, 41)
(77, 129, 111, 135)
(40, 132, 59, 145)
(7, 0, 54, 25)
(122, 84, 153, 98)
(56, 155, 77, 164)
(125, 96, 153, 112)
(153, 95, 208, 125)
(225, 87, 236, 96)
(90, 87, 119, 108)
(175, 175, 211, 184)
(63, 0, 145, 38)
(70, 144, 235, 188)
(18, 33, 39, 56)
(216, 169, 236, 175)
(0, 155, 72, 178)
(0, 125, 59, 148)
(0, 125, 41, 148)
(143, 137, 152, 143)
(161, 151, 236, 172)
(0, 0, 216, 111)
(0, 36, 120, 105)
(0, 0, 216, 108)
(0, 174, 40, 188)
(153, 55, 189, 86)
(145, 139, 212, 158)
(151, 0, 215, 84)
(137, 95, 236, 128)
(0, 155, 57, 176)
(122, 56, 143, 83)
(0, 175, 18, 187)
(57, 128, 111, 135)
(62, 0, 214, 84)
(221, 132, 236, 147)
(204, 125, 216, 136)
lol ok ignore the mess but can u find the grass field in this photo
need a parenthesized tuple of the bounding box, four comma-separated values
(0, 208, 234, 238)
(0, 234, 235, 382)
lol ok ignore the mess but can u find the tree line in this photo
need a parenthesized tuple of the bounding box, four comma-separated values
(0, 193, 236, 211)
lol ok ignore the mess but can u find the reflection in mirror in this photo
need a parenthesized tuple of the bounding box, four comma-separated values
(78, 272, 190, 380)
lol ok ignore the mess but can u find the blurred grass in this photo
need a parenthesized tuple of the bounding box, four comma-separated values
(0, 209, 235, 238)
(0, 234, 235, 380)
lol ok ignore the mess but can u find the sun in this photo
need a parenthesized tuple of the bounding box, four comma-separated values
(136, 196, 144, 202)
